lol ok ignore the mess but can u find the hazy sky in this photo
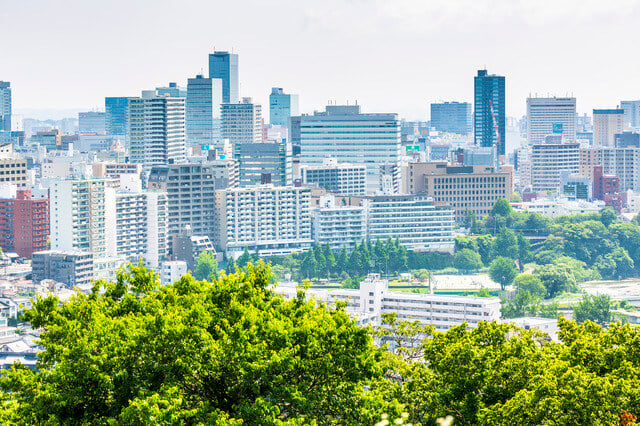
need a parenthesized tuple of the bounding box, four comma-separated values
(1, 0, 639, 120)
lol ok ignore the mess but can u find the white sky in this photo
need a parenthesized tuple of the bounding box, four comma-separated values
(1, 0, 639, 120)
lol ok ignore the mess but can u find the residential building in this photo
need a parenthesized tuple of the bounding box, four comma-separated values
(275, 274, 500, 331)
(128, 91, 186, 169)
(161, 260, 188, 285)
(0, 82, 10, 131)
(269, 87, 299, 127)
(530, 137, 580, 191)
(526, 97, 576, 144)
(593, 165, 623, 211)
(208, 51, 239, 104)
(474, 70, 506, 156)
(234, 141, 292, 186)
(105, 97, 129, 140)
(401, 162, 512, 222)
(0, 190, 49, 258)
(186, 75, 223, 147)
(620, 100, 640, 128)
(221, 98, 262, 146)
(170, 226, 216, 270)
(301, 158, 367, 195)
(92, 162, 142, 179)
(0, 144, 27, 188)
(78, 112, 106, 134)
(579, 147, 640, 191)
(299, 105, 401, 194)
(593, 109, 624, 147)
(31, 251, 94, 288)
(430, 102, 472, 135)
(214, 185, 313, 257)
(312, 195, 366, 252)
(364, 194, 454, 252)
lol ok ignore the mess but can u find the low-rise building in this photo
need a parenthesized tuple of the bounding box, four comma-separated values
(161, 260, 188, 285)
(31, 250, 94, 288)
(301, 158, 367, 195)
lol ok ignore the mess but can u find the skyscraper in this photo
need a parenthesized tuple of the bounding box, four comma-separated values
(430, 102, 472, 135)
(208, 51, 239, 104)
(105, 97, 130, 139)
(269, 87, 299, 126)
(128, 91, 186, 169)
(221, 97, 263, 146)
(526, 97, 576, 144)
(186, 75, 223, 147)
(620, 100, 640, 128)
(593, 109, 624, 147)
(0, 81, 11, 131)
(474, 70, 506, 156)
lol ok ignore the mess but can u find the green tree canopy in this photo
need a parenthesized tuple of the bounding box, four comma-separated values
(573, 294, 612, 326)
(453, 248, 483, 272)
(489, 256, 518, 290)
(514, 273, 546, 298)
(192, 250, 218, 281)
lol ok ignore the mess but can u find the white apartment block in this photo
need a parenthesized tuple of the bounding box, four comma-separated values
(215, 185, 313, 257)
(579, 147, 640, 191)
(274, 274, 501, 331)
(312, 196, 366, 252)
(128, 91, 186, 169)
(530, 141, 580, 191)
(365, 194, 454, 253)
(526, 97, 576, 144)
(299, 105, 401, 194)
(301, 158, 367, 195)
(50, 178, 109, 256)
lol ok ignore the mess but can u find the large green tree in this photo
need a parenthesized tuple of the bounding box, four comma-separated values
(193, 250, 218, 281)
(489, 256, 518, 290)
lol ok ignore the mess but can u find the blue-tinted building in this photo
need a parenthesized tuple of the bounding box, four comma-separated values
(105, 97, 129, 138)
(186, 75, 223, 147)
(156, 82, 186, 98)
(430, 102, 472, 135)
(0, 81, 11, 131)
(208, 51, 239, 104)
(269, 87, 299, 126)
(474, 70, 505, 156)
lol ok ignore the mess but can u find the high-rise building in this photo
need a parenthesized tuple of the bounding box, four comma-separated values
(530, 137, 580, 191)
(78, 112, 106, 134)
(0, 82, 11, 131)
(128, 91, 186, 169)
(186, 75, 223, 147)
(234, 141, 292, 186)
(593, 109, 624, 147)
(430, 102, 472, 135)
(269, 87, 299, 127)
(474, 70, 506, 156)
(221, 97, 262, 146)
(49, 178, 109, 256)
(0, 189, 49, 258)
(299, 105, 401, 194)
(620, 101, 640, 129)
(105, 97, 129, 139)
(579, 146, 640, 191)
(526, 97, 576, 144)
(214, 185, 313, 257)
(208, 51, 239, 104)
(312, 196, 366, 252)
(401, 162, 513, 223)
(155, 82, 186, 98)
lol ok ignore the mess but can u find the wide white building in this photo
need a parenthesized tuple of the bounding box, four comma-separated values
(301, 157, 366, 195)
(215, 185, 313, 257)
(526, 97, 576, 144)
(312, 195, 366, 252)
(274, 274, 501, 331)
(530, 138, 580, 191)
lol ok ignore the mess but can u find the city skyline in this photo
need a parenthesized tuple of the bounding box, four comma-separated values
(2, 0, 640, 120)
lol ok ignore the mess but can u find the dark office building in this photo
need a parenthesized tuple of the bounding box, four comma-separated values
(474, 70, 506, 156)
(430, 102, 472, 135)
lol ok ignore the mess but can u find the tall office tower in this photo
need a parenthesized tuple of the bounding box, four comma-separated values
(214, 185, 313, 257)
(0, 82, 11, 131)
(234, 141, 292, 186)
(430, 102, 472, 135)
(148, 160, 237, 242)
(105, 97, 129, 139)
(299, 105, 401, 194)
(526, 97, 577, 144)
(620, 100, 640, 128)
(129, 91, 186, 169)
(269, 87, 299, 126)
(49, 178, 109, 256)
(209, 51, 239, 104)
(593, 109, 624, 147)
(186, 75, 223, 147)
(530, 136, 580, 191)
(474, 70, 506, 156)
(78, 111, 106, 134)
(221, 97, 262, 146)
(155, 82, 186, 98)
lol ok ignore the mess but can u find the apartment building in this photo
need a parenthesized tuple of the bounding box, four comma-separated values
(31, 250, 94, 288)
(0, 189, 49, 258)
(579, 146, 640, 191)
(0, 144, 27, 188)
(530, 138, 580, 191)
(302, 158, 366, 195)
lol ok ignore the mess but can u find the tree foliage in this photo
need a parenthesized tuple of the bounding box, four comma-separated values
(489, 257, 518, 290)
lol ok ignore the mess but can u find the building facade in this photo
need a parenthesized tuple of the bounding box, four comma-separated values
(593, 109, 624, 147)
(78, 112, 106, 134)
(186, 75, 223, 147)
(301, 158, 367, 195)
(105, 97, 129, 141)
(474, 70, 506, 156)
(579, 147, 640, 191)
(430, 101, 472, 135)
(620, 100, 640, 129)
(312, 196, 366, 252)
(530, 140, 580, 191)
(0, 190, 49, 258)
(31, 251, 94, 288)
(526, 97, 576, 144)
(0, 144, 27, 188)
(234, 141, 292, 187)
(269, 87, 299, 127)
(208, 51, 239, 104)
(221, 98, 263, 147)
(0, 82, 11, 131)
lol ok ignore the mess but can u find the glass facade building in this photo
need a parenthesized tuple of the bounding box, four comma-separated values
(430, 102, 472, 135)
(208, 51, 239, 104)
(0, 81, 11, 131)
(186, 75, 223, 147)
(105, 97, 130, 138)
(269, 87, 299, 126)
(474, 70, 505, 156)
